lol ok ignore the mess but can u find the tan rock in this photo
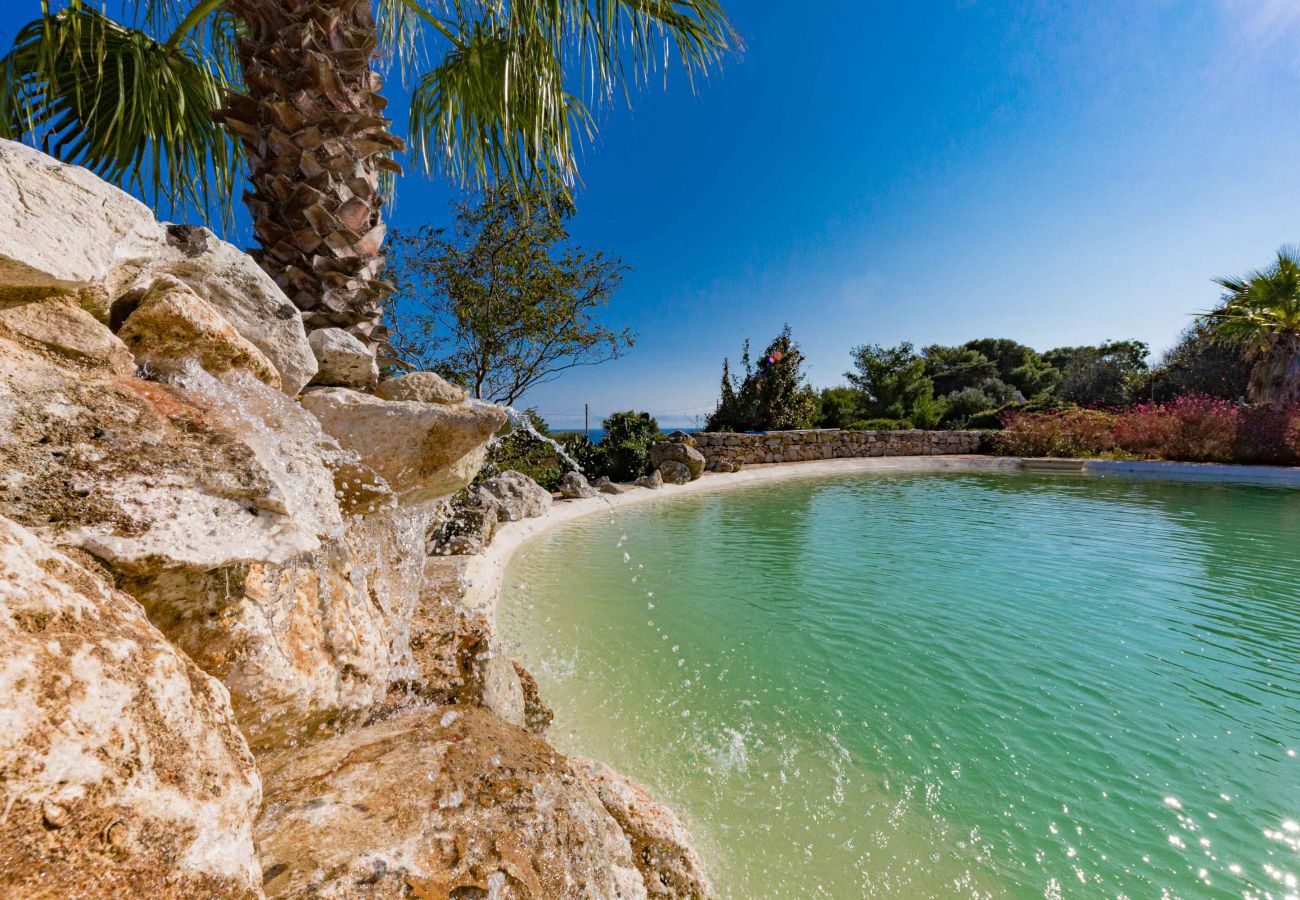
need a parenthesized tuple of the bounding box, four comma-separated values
(376, 370, 469, 405)
(0, 338, 341, 575)
(256, 706, 647, 900)
(118, 276, 281, 388)
(0, 515, 262, 897)
(514, 661, 555, 735)
(0, 138, 165, 290)
(301, 387, 506, 505)
(139, 225, 318, 395)
(479, 470, 553, 521)
(308, 326, 378, 391)
(0, 296, 134, 376)
(573, 758, 715, 899)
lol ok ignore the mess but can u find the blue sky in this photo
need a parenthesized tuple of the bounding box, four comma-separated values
(3, 2, 1298, 428)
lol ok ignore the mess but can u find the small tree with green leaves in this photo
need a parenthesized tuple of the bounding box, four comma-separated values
(708, 325, 816, 431)
(601, 411, 660, 480)
(387, 184, 633, 404)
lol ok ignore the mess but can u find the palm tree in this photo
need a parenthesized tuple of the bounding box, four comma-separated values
(1, 0, 736, 342)
(1203, 246, 1300, 405)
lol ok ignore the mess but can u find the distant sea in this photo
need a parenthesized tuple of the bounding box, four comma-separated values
(573, 427, 702, 444)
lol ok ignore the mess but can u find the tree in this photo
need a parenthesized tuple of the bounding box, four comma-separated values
(846, 342, 937, 421)
(707, 326, 816, 431)
(961, 338, 1058, 398)
(816, 387, 860, 429)
(1046, 340, 1149, 407)
(2, 0, 737, 340)
(922, 345, 997, 396)
(1146, 323, 1251, 402)
(385, 184, 633, 405)
(1202, 246, 1300, 404)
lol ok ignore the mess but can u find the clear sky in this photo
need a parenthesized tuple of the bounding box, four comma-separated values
(3, 2, 1297, 428)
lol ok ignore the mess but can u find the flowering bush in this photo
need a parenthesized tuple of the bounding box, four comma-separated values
(997, 396, 1300, 465)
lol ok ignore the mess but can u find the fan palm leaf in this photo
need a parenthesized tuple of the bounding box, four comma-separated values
(1203, 246, 1300, 404)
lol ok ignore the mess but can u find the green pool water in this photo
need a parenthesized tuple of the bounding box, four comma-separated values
(497, 471, 1300, 898)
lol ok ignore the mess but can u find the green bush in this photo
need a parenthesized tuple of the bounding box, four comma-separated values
(600, 411, 661, 481)
(847, 418, 914, 431)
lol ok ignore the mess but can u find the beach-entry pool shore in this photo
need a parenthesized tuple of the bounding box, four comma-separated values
(499, 471, 1300, 898)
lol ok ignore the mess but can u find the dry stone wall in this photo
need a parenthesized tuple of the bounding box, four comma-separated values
(693, 429, 981, 468)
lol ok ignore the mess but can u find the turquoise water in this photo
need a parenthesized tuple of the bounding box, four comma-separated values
(498, 472, 1300, 898)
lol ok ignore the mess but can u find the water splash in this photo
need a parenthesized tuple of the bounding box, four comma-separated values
(470, 399, 585, 474)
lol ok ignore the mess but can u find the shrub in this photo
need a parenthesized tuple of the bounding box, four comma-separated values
(996, 408, 1119, 457)
(848, 418, 914, 431)
(996, 395, 1300, 464)
(601, 411, 661, 480)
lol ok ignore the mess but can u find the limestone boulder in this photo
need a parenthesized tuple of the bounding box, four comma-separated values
(595, 476, 626, 496)
(308, 326, 378, 391)
(117, 276, 281, 388)
(514, 661, 555, 735)
(480, 470, 553, 521)
(573, 758, 714, 899)
(658, 461, 692, 485)
(377, 370, 469, 405)
(124, 506, 433, 753)
(0, 138, 164, 291)
(559, 470, 598, 499)
(634, 470, 664, 490)
(651, 441, 705, 480)
(429, 489, 502, 556)
(255, 707, 647, 900)
(0, 337, 341, 575)
(140, 225, 318, 395)
(0, 515, 262, 897)
(0, 296, 134, 376)
(302, 388, 506, 505)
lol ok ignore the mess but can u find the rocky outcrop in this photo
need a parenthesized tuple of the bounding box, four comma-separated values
(377, 370, 469, 405)
(255, 707, 648, 899)
(480, 471, 553, 521)
(560, 470, 599, 499)
(118, 275, 282, 388)
(302, 387, 506, 505)
(651, 440, 705, 481)
(0, 141, 715, 899)
(429, 489, 503, 556)
(141, 225, 318, 394)
(0, 295, 135, 377)
(308, 326, 379, 391)
(574, 758, 714, 899)
(0, 139, 164, 292)
(0, 515, 262, 897)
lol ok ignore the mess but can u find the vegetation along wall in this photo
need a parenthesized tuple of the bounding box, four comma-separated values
(692, 429, 981, 469)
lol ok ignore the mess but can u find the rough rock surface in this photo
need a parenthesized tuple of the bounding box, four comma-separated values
(0, 337, 341, 574)
(0, 295, 135, 376)
(595, 476, 626, 496)
(255, 707, 648, 900)
(559, 470, 599, 499)
(0, 138, 164, 291)
(0, 515, 262, 897)
(140, 225, 318, 394)
(376, 370, 469, 405)
(651, 441, 705, 481)
(429, 489, 502, 556)
(514, 661, 555, 735)
(634, 470, 664, 490)
(118, 275, 281, 388)
(125, 506, 433, 753)
(574, 759, 714, 899)
(480, 471, 553, 521)
(308, 326, 379, 391)
(302, 388, 506, 505)
(658, 460, 693, 485)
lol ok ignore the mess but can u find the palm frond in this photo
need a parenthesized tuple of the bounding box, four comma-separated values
(0, 2, 242, 226)
(409, 16, 595, 188)
(392, 0, 738, 188)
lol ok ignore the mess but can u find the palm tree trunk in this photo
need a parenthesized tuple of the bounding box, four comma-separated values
(1248, 333, 1300, 405)
(216, 0, 403, 342)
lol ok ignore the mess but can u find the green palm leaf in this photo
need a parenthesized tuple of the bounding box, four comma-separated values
(0, 2, 242, 225)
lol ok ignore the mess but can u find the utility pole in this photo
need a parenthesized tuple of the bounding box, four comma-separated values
(584, 403, 589, 435)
